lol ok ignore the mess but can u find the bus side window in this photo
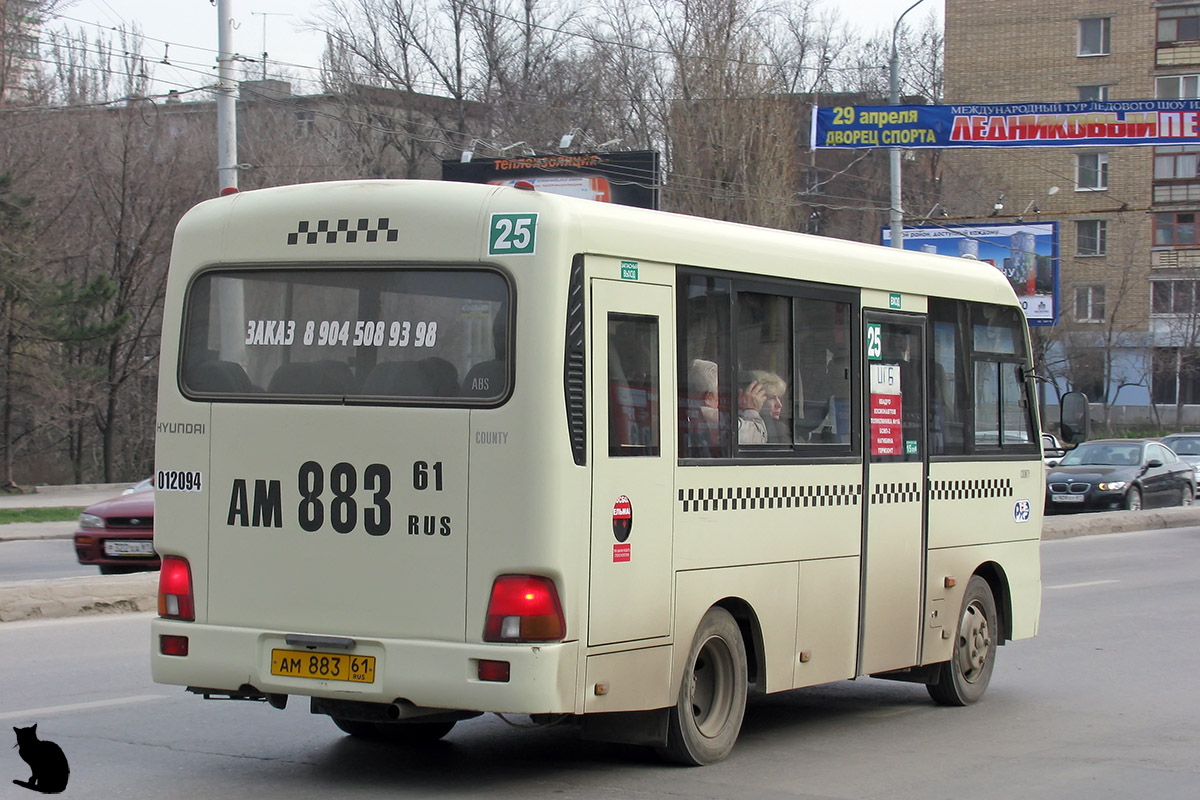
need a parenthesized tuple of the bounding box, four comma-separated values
(794, 297, 851, 445)
(929, 299, 968, 456)
(678, 275, 731, 459)
(608, 315, 660, 457)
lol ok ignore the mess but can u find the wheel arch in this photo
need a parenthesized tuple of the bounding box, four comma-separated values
(972, 561, 1012, 643)
(714, 597, 765, 690)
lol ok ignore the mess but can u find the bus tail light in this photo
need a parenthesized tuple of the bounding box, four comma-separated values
(477, 660, 510, 682)
(158, 556, 195, 621)
(160, 635, 189, 656)
(483, 575, 565, 642)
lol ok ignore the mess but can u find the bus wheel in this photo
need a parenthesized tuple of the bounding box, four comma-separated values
(927, 575, 997, 707)
(658, 607, 747, 765)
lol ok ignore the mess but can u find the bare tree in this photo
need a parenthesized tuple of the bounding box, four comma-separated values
(0, 26, 210, 482)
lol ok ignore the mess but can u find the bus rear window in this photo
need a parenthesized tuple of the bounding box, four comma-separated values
(180, 267, 510, 403)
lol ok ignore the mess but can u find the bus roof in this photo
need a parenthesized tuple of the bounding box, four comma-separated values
(170, 179, 1021, 309)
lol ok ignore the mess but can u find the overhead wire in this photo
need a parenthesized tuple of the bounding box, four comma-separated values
(28, 3, 931, 219)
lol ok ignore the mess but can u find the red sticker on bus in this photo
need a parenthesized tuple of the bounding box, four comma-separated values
(612, 495, 632, 542)
(613, 543, 631, 562)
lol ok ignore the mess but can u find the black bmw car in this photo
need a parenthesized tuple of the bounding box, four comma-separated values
(1045, 438, 1195, 513)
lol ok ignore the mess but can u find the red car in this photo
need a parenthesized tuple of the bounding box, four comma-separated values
(73, 480, 158, 574)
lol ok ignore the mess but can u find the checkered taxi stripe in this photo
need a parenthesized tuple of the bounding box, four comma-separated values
(678, 484, 862, 512)
(928, 478, 1013, 501)
(287, 218, 400, 245)
(869, 482, 921, 505)
(678, 477, 1018, 512)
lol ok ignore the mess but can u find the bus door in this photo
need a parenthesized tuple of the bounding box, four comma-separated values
(587, 278, 675, 646)
(859, 314, 928, 675)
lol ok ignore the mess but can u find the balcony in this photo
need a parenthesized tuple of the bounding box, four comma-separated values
(1158, 42, 1200, 67)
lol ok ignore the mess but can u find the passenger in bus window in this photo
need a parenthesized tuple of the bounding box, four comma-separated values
(685, 359, 723, 455)
(750, 370, 791, 443)
(735, 372, 768, 444)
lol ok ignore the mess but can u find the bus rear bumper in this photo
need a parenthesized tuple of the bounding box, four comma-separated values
(150, 620, 580, 715)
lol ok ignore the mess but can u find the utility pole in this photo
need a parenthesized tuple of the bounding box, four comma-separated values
(889, 0, 929, 248)
(216, 0, 239, 195)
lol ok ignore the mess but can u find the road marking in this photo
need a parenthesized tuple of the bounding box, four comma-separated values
(0, 694, 168, 721)
(1045, 580, 1119, 590)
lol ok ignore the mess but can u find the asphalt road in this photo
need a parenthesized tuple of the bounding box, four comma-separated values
(0, 539, 98, 582)
(2, 527, 1198, 799)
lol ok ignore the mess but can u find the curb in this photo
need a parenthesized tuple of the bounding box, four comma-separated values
(0, 572, 157, 623)
(0, 521, 75, 543)
(1041, 506, 1200, 539)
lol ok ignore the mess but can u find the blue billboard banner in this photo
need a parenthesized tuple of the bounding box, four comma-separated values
(812, 100, 1200, 149)
(881, 223, 1059, 325)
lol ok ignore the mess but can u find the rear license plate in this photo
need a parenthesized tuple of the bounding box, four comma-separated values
(270, 649, 376, 683)
(1051, 494, 1085, 503)
(104, 540, 155, 556)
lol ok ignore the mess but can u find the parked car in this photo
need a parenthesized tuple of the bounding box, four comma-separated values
(1045, 438, 1195, 513)
(1160, 433, 1200, 479)
(73, 480, 157, 574)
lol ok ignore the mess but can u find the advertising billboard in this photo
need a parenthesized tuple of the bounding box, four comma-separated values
(441, 151, 660, 209)
(812, 99, 1200, 149)
(881, 222, 1059, 325)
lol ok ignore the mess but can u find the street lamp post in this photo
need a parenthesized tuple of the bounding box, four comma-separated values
(889, 0, 930, 248)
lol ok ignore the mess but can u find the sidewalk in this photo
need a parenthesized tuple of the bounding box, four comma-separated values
(0, 482, 130, 510)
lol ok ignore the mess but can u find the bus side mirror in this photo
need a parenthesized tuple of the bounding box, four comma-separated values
(1060, 392, 1090, 446)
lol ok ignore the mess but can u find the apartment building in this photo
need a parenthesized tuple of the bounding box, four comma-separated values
(944, 0, 1200, 426)
(0, 0, 43, 105)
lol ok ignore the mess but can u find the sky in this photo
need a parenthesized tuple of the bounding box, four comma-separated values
(48, 0, 944, 98)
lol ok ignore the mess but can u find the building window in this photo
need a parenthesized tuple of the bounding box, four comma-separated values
(1078, 84, 1109, 102)
(1153, 347, 1200, 405)
(1076, 152, 1109, 190)
(1076, 220, 1107, 256)
(1152, 279, 1200, 314)
(1159, 7, 1200, 44)
(294, 110, 315, 137)
(1075, 285, 1106, 322)
(1155, 212, 1200, 246)
(1156, 74, 1200, 98)
(1079, 18, 1111, 56)
(1069, 349, 1106, 402)
(1155, 145, 1200, 180)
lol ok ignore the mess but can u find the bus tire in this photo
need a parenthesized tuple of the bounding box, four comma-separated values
(658, 606, 747, 766)
(927, 575, 997, 707)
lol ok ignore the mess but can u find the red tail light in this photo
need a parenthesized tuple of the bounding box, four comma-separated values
(158, 556, 195, 621)
(483, 575, 565, 642)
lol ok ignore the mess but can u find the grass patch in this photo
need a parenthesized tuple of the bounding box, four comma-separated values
(0, 507, 84, 525)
